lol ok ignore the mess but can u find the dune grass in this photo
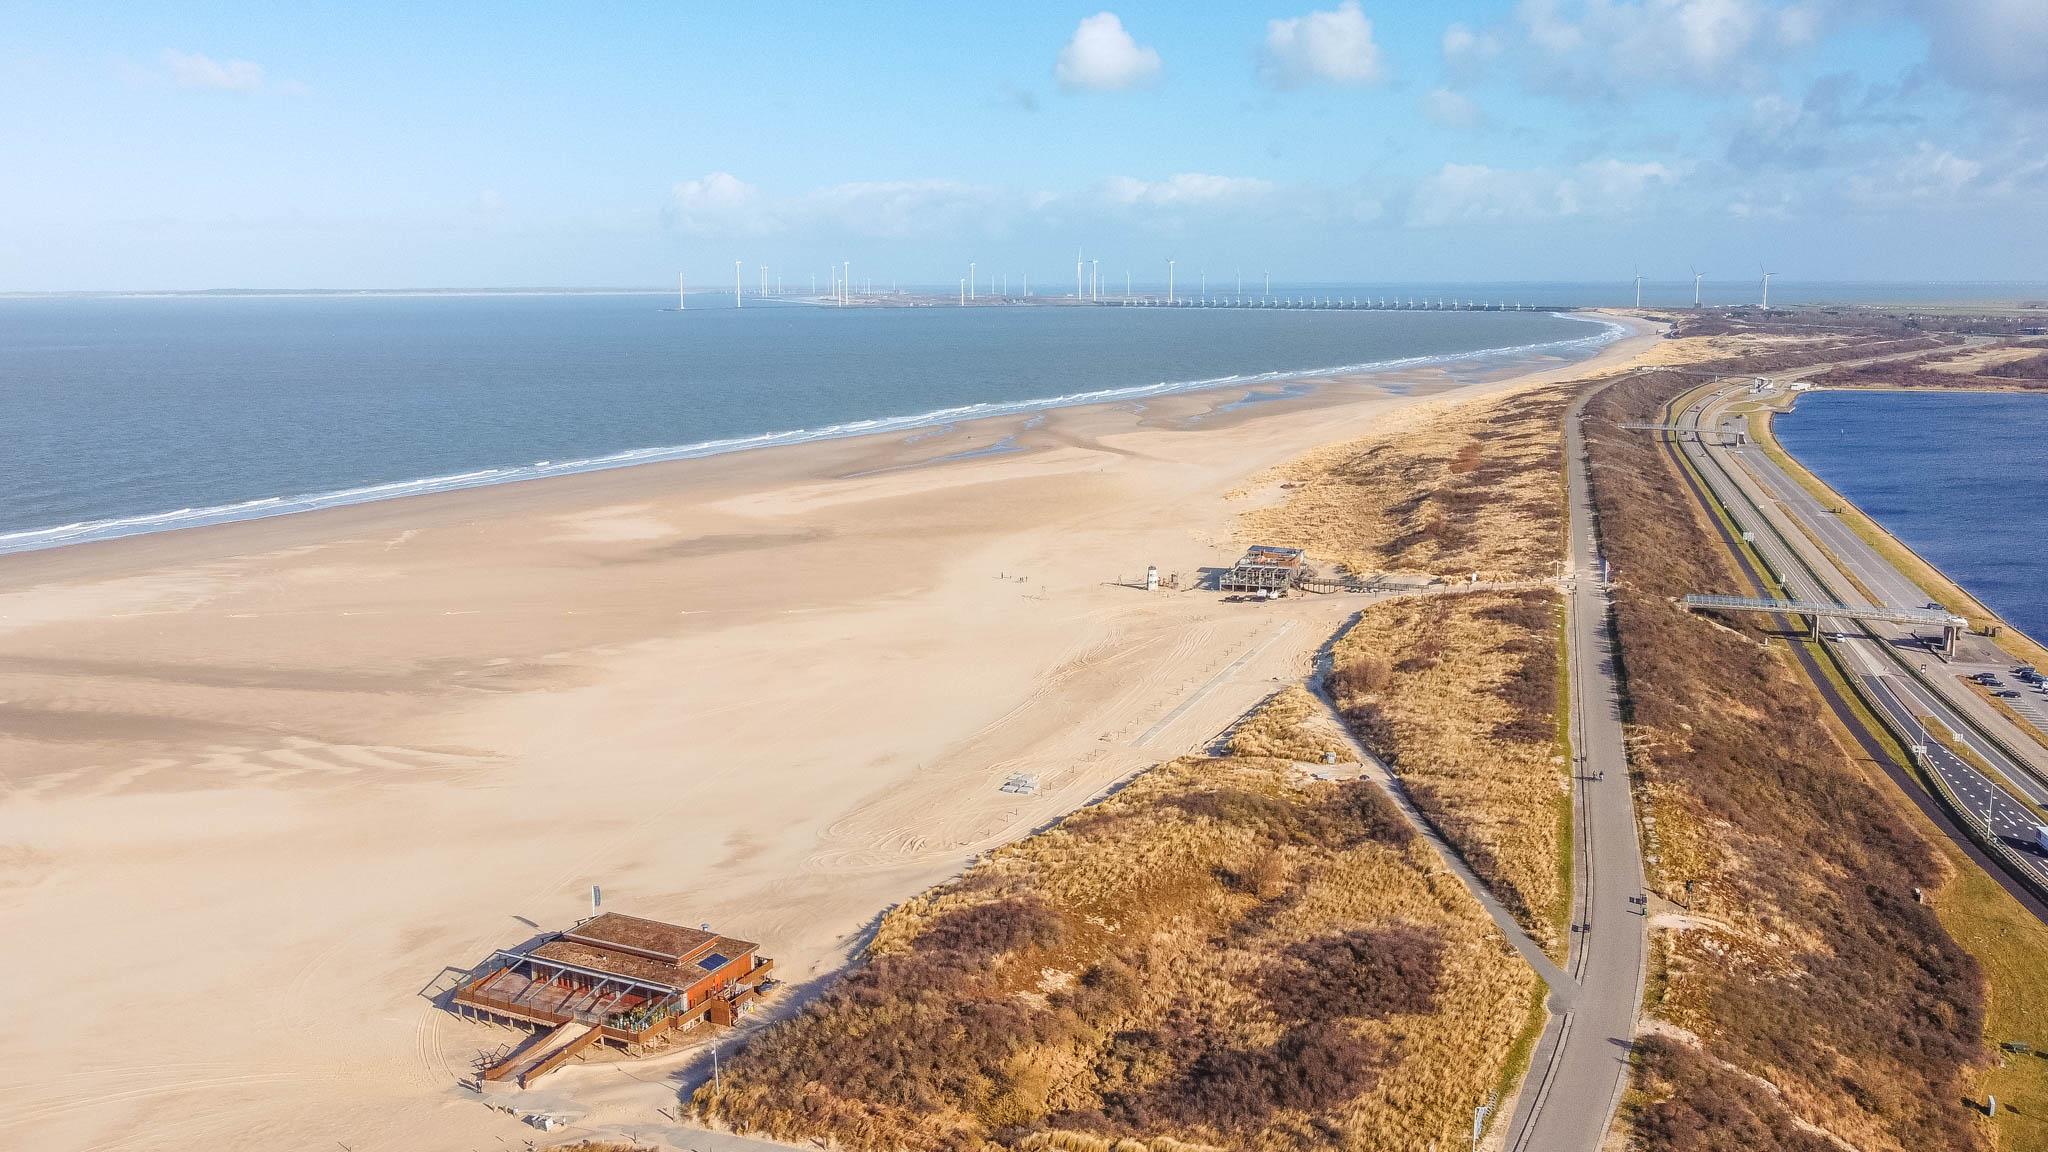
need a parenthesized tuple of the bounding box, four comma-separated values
(1239, 378, 1578, 956)
(1223, 685, 1349, 764)
(1325, 590, 1570, 955)
(1238, 384, 1572, 581)
(695, 693, 1536, 1152)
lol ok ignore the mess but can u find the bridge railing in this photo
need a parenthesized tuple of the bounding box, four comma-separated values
(1681, 593, 1964, 629)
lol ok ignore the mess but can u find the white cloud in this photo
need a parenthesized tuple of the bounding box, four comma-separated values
(1422, 87, 1483, 129)
(1774, 2, 1825, 47)
(1102, 173, 1274, 207)
(1055, 13, 1162, 91)
(1848, 141, 1982, 205)
(163, 49, 265, 91)
(805, 180, 996, 239)
(1475, 0, 1830, 96)
(1407, 158, 1675, 225)
(1913, 0, 2048, 94)
(1260, 1, 1385, 88)
(1409, 164, 1557, 226)
(670, 172, 772, 235)
(1442, 22, 1505, 73)
(1572, 158, 1680, 209)
(668, 174, 1002, 239)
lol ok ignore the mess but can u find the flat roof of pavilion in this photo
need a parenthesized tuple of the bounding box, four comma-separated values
(510, 913, 759, 992)
(564, 913, 718, 960)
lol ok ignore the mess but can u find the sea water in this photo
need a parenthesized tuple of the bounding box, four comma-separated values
(1776, 389, 2048, 643)
(0, 294, 1617, 553)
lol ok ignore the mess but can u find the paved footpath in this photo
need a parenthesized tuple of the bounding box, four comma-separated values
(1501, 385, 1649, 1152)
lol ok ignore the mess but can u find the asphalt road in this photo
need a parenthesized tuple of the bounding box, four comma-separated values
(1676, 384, 2048, 888)
(1501, 385, 1647, 1152)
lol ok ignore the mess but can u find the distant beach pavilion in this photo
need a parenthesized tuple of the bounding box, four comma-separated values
(1220, 545, 1306, 593)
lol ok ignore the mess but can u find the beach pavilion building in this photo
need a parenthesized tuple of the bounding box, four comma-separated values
(452, 912, 773, 1082)
(1220, 545, 1307, 593)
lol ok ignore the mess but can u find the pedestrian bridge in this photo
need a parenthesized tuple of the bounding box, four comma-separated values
(1682, 594, 1966, 653)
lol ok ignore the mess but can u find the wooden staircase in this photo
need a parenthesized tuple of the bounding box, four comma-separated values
(479, 1019, 602, 1089)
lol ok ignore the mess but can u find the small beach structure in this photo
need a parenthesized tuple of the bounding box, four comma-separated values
(452, 912, 773, 1085)
(1221, 545, 1306, 593)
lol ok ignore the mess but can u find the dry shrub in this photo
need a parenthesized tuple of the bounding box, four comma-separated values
(914, 897, 1067, 959)
(1628, 1037, 1840, 1152)
(1328, 591, 1567, 950)
(1111, 1021, 1389, 1137)
(1586, 365, 1989, 1152)
(698, 699, 1535, 1152)
(1258, 926, 1446, 1022)
(1327, 656, 1390, 698)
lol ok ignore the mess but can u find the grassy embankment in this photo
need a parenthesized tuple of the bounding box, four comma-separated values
(694, 688, 1536, 1152)
(1586, 364, 1996, 1152)
(1242, 384, 1576, 954)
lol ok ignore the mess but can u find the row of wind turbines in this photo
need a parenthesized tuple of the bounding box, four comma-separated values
(678, 257, 1787, 311)
(1632, 265, 1778, 309)
(671, 260, 882, 308)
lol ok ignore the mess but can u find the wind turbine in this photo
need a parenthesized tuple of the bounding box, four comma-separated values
(1760, 266, 1774, 309)
(1168, 259, 1176, 304)
(1691, 266, 1703, 308)
(734, 260, 742, 308)
(969, 261, 975, 301)
(1633, 267, 1644, 309)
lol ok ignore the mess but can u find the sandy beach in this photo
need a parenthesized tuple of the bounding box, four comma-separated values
(0, 315, 1659, 1152)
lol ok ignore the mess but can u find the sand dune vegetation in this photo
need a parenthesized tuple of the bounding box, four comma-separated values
(1222, 685, 1349, 763)
(694, 693, 1536, 1152)
(1584, 363, 1990, 1152)
(1238, 383, 1572, 581)
(1325, 590, 1569, 953)
(1813, 348, 2048, 390)
(1245, 376, 1573, 949)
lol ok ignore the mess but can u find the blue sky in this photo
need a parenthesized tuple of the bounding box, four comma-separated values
(3, 1, 2044, 290)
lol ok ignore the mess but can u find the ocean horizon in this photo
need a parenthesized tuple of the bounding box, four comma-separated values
(0, 295, 1623, 555)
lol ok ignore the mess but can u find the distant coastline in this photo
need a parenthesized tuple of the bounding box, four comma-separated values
(0, 310, 1624, 556)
